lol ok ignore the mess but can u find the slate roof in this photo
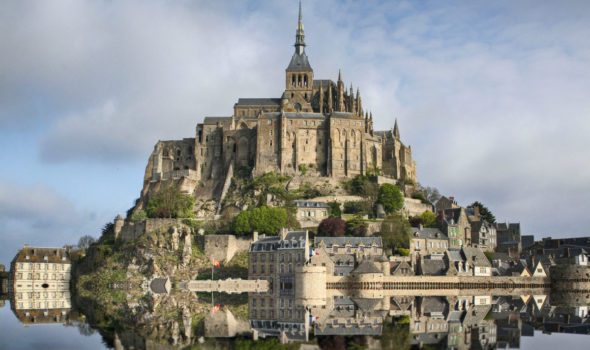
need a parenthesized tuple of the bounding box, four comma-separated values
(11, 247, 70, 265)
(411, 227, 448, 240)
(150, 277, 171, 294)
(352, 260, 382, 274)
(286, 52, 312, 71)
(315, 237, 382, 248)
(313, 79, 334, 88)
(352, 298, 381, 312)
(202, 116, 233, 124)
(446, 249, 464, 262)
(443, 208, 464, 224)
(235, 98, 282, 106)
(420, 259, 447, 276)
(463, 247, 491, 267)
(294, 200, 330, 208)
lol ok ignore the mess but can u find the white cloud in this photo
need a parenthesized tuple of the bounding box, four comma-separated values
(0, 0, 589, 238)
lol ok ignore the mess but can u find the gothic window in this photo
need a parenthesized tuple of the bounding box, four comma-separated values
(295, 103, 302, 112)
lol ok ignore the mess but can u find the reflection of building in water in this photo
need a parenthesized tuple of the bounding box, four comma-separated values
(248, 229, 311, 343)
(310, 295, 388, 336)
(9, 246, 72, 323)
(0, 264, 9, 295)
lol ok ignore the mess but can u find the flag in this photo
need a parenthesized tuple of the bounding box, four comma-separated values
(211, 304, 221, 314)
(212, 259, 221, 268)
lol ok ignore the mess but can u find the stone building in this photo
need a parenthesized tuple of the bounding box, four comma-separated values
(470, 220, 497, 252)
(293, 200, 330, 228)
(9, 246, 72, 312)
(138, 3, 416, 207)
(495, 223, 522, 257)
(248, 228, 310, 341)
(438, 208, 470, 249)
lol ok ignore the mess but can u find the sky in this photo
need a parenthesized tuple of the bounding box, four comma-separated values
(1, 0, 589, 264)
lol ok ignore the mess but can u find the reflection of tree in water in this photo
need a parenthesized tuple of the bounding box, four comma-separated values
(316, 335, 368, 350)
(379, 316, 411, 350)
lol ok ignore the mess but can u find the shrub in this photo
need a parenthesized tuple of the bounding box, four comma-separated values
(298, 164, 308, 176)
(343, 201, 365, 214)
(327, 201, 342, 218)
(396, 247, 410, 256)
(346, 216, 368, 236)
(378, 213, 412, 250)
(377, 184, 404, 214)
(146, 184, 195, 218)
(233, 206, 288, 235)
(131, 209, 147, 222)
(317, 217, 346, 237)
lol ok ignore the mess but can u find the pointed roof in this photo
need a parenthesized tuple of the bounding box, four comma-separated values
(352, 260, 382, 274)
(287, 1, 312, 72)
(393, 119, 400, 138)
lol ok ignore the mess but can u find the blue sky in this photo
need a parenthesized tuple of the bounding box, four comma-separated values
(1, 0, 590, 264)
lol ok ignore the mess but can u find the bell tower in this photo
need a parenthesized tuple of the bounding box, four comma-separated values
(284, 1, 313, 112)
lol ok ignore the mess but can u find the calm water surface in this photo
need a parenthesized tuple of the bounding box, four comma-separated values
(1, 292, 589, 350)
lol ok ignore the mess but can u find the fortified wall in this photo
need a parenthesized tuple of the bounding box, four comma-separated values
(204, 235, 252, 263)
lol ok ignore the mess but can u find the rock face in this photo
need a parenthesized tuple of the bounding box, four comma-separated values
(182, 233, 192, 266)
(171, 226, 180, 251)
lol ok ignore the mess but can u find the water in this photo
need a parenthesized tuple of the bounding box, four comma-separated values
(1, 292, 589, 349)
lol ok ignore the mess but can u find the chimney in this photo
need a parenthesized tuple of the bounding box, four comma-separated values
(253, 231, 259, 242)
(418, 223, 424, 231)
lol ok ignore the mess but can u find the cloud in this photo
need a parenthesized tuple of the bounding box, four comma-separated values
(0, 182, 97, 263)
(0, 0, 589, 239)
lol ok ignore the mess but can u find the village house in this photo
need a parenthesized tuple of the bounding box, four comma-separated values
(438, 208, 470, 248)
(293, 200, 330, 228)
(410, 226, 449, 257)
(9, 246, 72, 314)
(495, 223, 522, 257)
(470, 220, 497, 252)
(313, 236, 383, 257)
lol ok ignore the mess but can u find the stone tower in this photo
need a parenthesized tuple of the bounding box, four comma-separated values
(283, 1, 314, 113)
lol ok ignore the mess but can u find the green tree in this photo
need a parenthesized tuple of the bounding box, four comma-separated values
(346, 216, 368, 236)
(379, 213, 412, 252)
(327, 201, 342, 217)
(409, 211, 437, 228)
(469, 201, 496, 223)
(377, 184, 404, 214)
(233, 206, 288, 235)
(146, 184, 195, 218)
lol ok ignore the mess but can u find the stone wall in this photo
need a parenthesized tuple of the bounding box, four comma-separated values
(204, 235, 251, 263)
(403, 197, 433, 217)
(182, 278, 269, 294)
(119, 218, 189, 242)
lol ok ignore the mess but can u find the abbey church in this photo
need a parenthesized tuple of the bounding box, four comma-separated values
(142, 3, 416, 200)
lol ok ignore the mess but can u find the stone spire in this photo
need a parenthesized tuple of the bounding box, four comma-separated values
(356, 88, 362, 116)
(337, 70, 345, 111)
(295, 0, 305, 55)
(349, 83, 354, 112)
(319, 83, 324, 113)
(328, 83, 333, 112)
(393, 119, 400, 139)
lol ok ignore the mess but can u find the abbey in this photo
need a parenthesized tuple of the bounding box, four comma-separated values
(143, 4, 416, 199)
